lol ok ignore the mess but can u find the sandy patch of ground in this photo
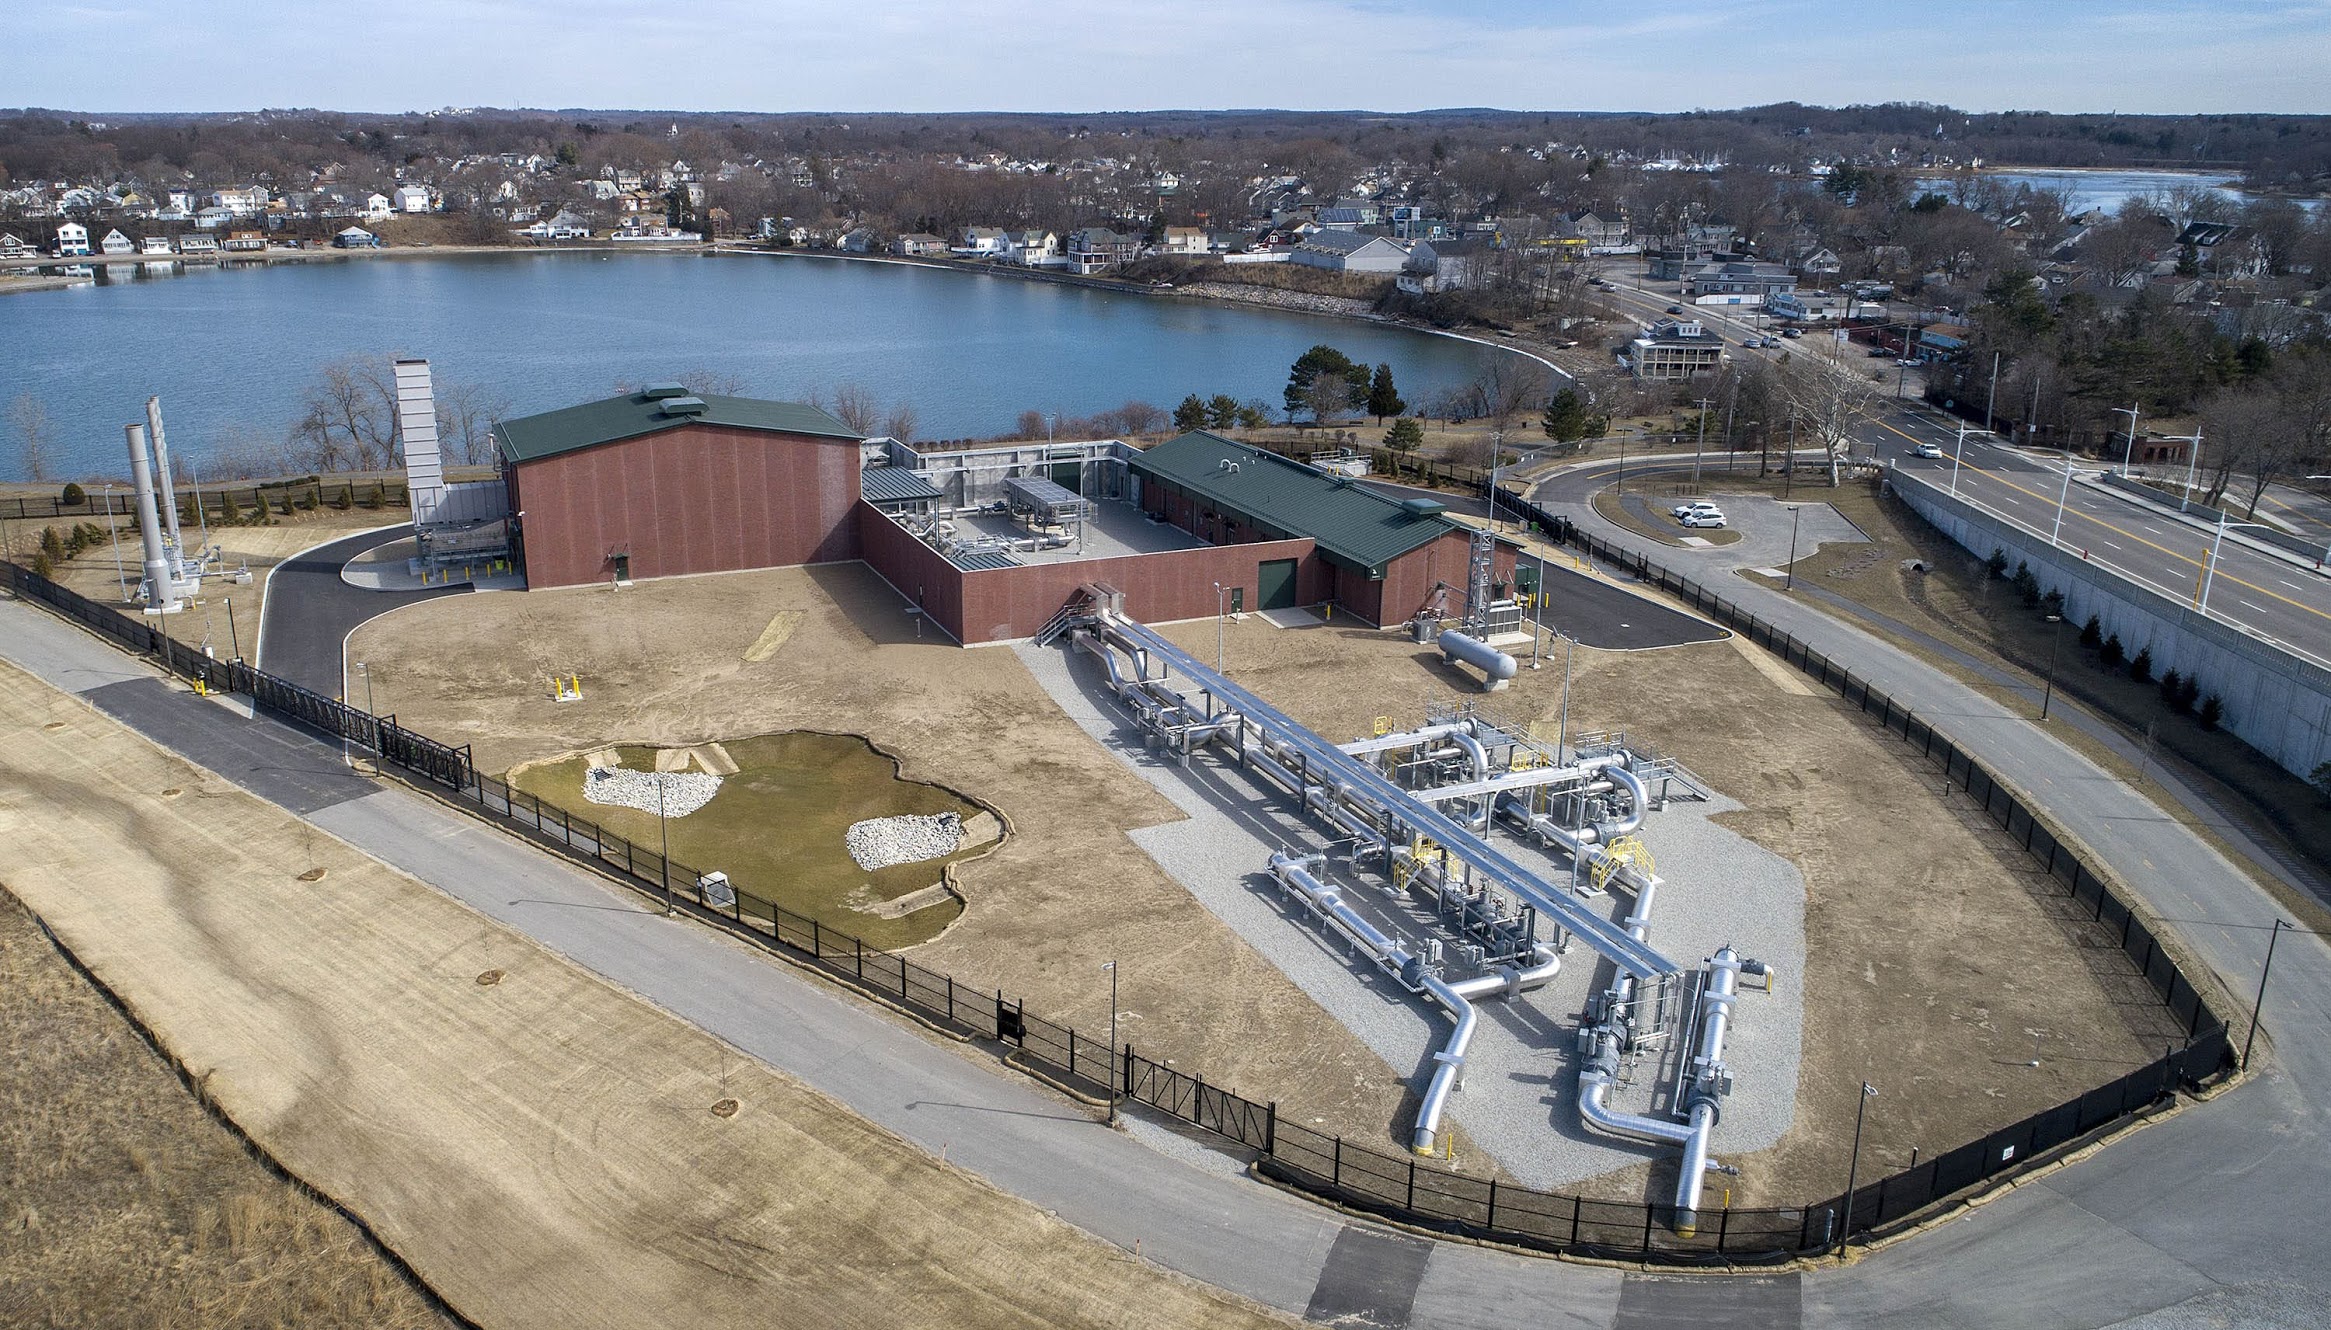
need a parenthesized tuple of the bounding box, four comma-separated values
(0, 659, 1294, 1330)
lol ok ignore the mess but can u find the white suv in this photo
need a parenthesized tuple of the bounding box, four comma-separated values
(1680, 509, 1727, 529)
(1671, 501, 1722, 519)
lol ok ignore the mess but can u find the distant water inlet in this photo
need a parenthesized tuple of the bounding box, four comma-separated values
(0, 250, 1499, 482)
(507, 731, 1001, 948)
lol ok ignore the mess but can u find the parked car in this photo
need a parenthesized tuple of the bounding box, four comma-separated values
(1671, 501, 1722, 518)
(1913, 442, 1945, 459)
(1781, 327, 1803, 338)
(1680, 510, 1728, 529)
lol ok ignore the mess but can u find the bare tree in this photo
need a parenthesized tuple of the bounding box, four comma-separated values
(1304, 372, 1356, 427)
(436, 380, 511, 467)
(8, 393, 53, 483)
(880, 404, 920, 443)
(1775, 345, 1882, 484)
(829, 383, 881, 436)
(1116, 400, 1166, 437)
(1462, 356, 1552, 434)
(289, 359, 400, 472)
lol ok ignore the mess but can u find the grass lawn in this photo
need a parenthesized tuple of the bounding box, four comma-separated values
(509, 732, 991, 950)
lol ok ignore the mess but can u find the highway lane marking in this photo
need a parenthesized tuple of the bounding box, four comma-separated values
(1873, 415, 2331, 630)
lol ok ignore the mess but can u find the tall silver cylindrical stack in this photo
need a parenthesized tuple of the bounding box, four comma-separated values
(124, 423, 177, 611)
(145, 396, 183, 556)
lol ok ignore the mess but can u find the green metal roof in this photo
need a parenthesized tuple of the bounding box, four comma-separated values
(1130, 431, 1458, 575)
(495, 390, 860, 465)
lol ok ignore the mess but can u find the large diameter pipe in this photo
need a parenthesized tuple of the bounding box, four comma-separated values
(145, 396, 183, 555)
(1674, 947, 1743, 1237)
(1438, 629, 1517, 685)
(124, 423, 176, 610)
(1411, 972, 1477, 1153)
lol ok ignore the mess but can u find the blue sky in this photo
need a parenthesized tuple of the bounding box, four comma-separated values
(6, 0, 2327, 114)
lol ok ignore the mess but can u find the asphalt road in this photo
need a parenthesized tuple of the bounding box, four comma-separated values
(8, 525, 2330, 1326)
(254, 523, 469, 696)
(1859, 407, 2331, 666)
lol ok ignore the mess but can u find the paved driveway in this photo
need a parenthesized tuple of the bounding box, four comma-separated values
(254, 523, 470, 696)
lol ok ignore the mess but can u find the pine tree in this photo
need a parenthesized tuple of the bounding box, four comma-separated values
(1366, 364, 1405, 424)
(1173, 394, 1209, 433)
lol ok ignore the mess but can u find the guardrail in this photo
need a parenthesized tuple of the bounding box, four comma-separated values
(2097, 471, 2331, 566)
(2, 550, 2238, 1265)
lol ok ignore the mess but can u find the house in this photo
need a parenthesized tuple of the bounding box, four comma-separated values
(209, 187, 267, 216)
(0, 233, 33, 258)
(1685, 260, 1797, 301)
(1397, 236, 1494, 294)
(99, 228, 136, 255)
(393, 184, 433, 214)
(362, 193, 395, 222)
(955, 226, 1009, 256)
(164, 189, 194, 214)
(140, 235, 173, 256)
(1917, 322, 1971, 357)
(608, 222, 701, 243)
(333, 226, 383, 249)
(1003, 230, 1060, 266)
(52, 222, 90, 256)
(518, 211, 594, 241)
(1624, 319, 1726, 381)
(222, 230, 268, 252)
(890, 233, 949, 257)
(1559, 211, 1631, 250)
(1065, 227, 1139, 274)
(175, 233, 219, 255)
(1314, 207, 1367, 232)
(1160, 226, 1211, 256)
(1386, 205, 1450, 241)
(1765, 290, 1844, 322)
(1288, 230, 1410, 274)
(1787, 245, 1843, 277)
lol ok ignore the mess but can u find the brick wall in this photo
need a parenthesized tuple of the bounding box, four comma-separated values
(511, 424, 861, 588)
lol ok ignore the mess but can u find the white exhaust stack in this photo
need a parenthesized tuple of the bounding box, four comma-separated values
(394, 358, 444, 521)
(125, 423, 178, 612)
(145, 396, 184, 556)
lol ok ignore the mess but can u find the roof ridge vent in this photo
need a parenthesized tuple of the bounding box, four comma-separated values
(658, 396, 709, 417)
(641, 382, 689, 400)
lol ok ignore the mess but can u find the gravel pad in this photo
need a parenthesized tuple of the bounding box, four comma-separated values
(845, 813, 964, 870)
(582, 768, 723, 818)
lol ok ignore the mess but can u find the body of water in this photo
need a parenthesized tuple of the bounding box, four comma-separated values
(1913, 167, 2320, 216)
(0, 251, 1498, 482)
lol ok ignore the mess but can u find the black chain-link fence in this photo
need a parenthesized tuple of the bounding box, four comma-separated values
(2, 547, 2239, 1265)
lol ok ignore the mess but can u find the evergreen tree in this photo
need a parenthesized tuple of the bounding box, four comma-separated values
(1384, 416, 1425, 453)
(1284, 345, 1359, 419)
(1366, 364, 1406, 424)
(1540, 389, 1607, 450)
(1206, 394, 1240, 430)
(1172, 394, 1210, 433)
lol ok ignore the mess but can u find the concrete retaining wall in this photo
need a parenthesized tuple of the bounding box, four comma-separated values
(1894, 469, 2331, 780)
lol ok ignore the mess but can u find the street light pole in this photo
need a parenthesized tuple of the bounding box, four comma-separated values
(2051, 450, 2076, 548)
(1103, 959, 1120, 1125)
(2198, 512, 2229, 612)
(2039, 614, 2065, 720)
(1949, 424, 1968, 497)
(1616, 433, 1628, 495)
(1837, 1082, 1879, 1258)
(659, 774, 675, 916)
(104, 484, 126, 601)
(1785, 504, 1803, 591)
(1985, 350, 2001, 434)
(2169, 431, 2204, 514)
(2111, 403, 2141, 477)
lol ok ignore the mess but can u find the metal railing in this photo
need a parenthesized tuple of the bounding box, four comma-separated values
(1, 551, 2238, 1264)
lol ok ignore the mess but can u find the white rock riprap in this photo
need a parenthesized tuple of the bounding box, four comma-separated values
(582, 768, 723, 817)
(845, 813, 964, 870)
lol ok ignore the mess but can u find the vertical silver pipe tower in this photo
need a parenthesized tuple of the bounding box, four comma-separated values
(145, 396, 184, 557)
(125, 423, 178, 612)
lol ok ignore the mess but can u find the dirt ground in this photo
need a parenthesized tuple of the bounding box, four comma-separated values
(0, 891, 456, 1330)
(351, 556, 2177, 1207)
(12, 508, 403, 658)
(347, 562, 1439, 1155)
(0, 659, 1295, 1330)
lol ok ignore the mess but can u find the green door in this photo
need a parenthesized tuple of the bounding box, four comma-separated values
(1050, 460, 1082, 493)
(1257, 558, 1299, 611)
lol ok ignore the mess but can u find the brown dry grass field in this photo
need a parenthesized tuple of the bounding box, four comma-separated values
(0, 657, 1295, 1330)
(350, 557, 2181, 1205)
(0, 891, 457, 1330)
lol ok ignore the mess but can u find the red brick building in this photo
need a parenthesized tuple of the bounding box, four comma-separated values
(496, 386, 863, 589)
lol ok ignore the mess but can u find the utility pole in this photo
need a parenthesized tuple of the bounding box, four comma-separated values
(1785, 505, 1803, 590)
(104, 484, 126, 601)
(1985, 351, 2001, 434)
(1691, 395, 1712, 487)
(2242, 919, 2287, 1072)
